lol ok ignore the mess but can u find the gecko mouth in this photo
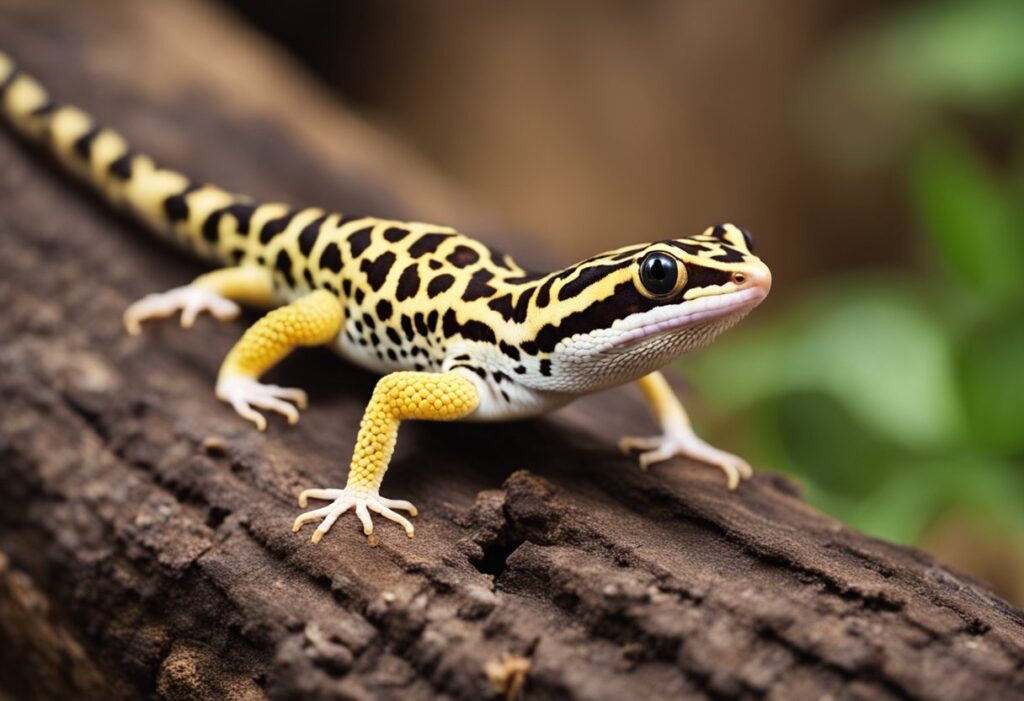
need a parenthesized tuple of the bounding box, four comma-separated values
(612, 287, 767, 349)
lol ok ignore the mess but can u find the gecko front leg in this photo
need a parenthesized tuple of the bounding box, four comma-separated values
(619, 371, 752, 489)
(293, 371, 479, 543)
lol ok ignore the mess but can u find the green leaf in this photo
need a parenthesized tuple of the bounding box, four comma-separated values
(910, 133, 1020, 299)
(877, 0, 1024, 107)
(957, 307, 1024, 452)
(705, 282, 966, 451)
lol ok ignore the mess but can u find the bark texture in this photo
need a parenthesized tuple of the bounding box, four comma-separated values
(1, 2, 1023, 700)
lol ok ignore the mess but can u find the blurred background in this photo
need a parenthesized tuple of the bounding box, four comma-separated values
(219, 0, 1024, 604)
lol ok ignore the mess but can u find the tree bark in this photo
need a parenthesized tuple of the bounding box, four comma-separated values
(1, 1, 1022, 700)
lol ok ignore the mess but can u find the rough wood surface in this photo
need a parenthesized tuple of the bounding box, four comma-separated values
(1, 2, 1023, 700)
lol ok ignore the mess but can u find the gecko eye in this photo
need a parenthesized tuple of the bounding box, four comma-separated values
(739, 227, 755, 252)
(637, 252, 685, 298)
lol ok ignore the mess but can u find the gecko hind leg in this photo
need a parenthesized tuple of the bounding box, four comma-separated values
(215, 289, 343, 431)
(124, 266, 274, 335)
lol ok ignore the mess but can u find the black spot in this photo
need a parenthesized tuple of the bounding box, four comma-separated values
(558, 262, 628, 301)
(256, 256, 266, 266)
(493, 371, 511, 385)
(452, 354, 471, 362)
(360, 252, 396, 291)
(498, 342, 520, 361)
(32, 99, 57, 117)
(229, 248, 245, 264)
(348, 226, 373, 258)
(409, 232, 453, 257)
(442, 310, 497, 344)
(370, 332, 380, 346)
(514, 365, 526, 374)
(108, 152, 135, 180)
(463, 269, 496, 301)
(428, 259, 443, 270)
(501, 390, 510, 402)
(383, 226, 408, 242)
(427, 274, 455, 298)
(711, 247, 745, 263)
(386, 328, 402, 345)
(414, 313, 429, 336)
(512, 287, 535, 323)
(540, 359, 552, 376)
(535, 276, 556, 308)
(610, 245, 647, 262)
(711, 224, 728, 239)
(354, 320, 364, 333)
(275, 250, 295, 287)
(685, 265, 734, 291)
(396, 264, 421, 301)
(401, 315, 415, 341)
(319, 242, 343, 273)
(324, 281, 337, 294)
(260, 210, 297, 244)
(72, 126, 100, 161)
(666, 240, 709, 256)
(163, 183, 199, 223)
(503, 271, 546, 283)
(341, 279, 352, 297)
(202, 208, 224, 242)
(452, 363, 487, 379)
(303, 268, 316, 288)
(446, 245, 479, 268)
(387, 349, 398, 362)
(414, 363, 425, 371)
(376, 299, 393, 321)
(362, 313, 376, 330)
(488, 294, 514, 320)
(358, 338, 368, 347)
(298, 215, 327, 256)
(225, 203, 256, 235)
(520, 341, 538, 356)
(354, 288, 366, 305)
(427, 310, 439, 331)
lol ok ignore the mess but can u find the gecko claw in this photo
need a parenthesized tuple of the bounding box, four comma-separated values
(216, 376, 307, 430)
(294, 487, 417, 542)
(619, 431, 752, 489)
(124, 285, 240, 335)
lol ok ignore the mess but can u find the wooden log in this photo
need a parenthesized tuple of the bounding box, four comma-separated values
(0, 1, 1022, 699)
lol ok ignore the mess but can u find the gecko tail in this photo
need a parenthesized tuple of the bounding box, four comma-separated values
(0, 51, 264, 267)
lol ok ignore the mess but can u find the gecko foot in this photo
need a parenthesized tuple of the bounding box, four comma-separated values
(293, 487, 418, 543)
(215, 376, 308, 431)
(124, 285, 240, 335)
(619, 430, 752, 489)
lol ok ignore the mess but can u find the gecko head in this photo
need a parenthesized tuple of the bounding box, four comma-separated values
(524, 224, 771, 392)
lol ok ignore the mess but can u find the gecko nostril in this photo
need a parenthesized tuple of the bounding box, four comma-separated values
(731, 272, 747, 285)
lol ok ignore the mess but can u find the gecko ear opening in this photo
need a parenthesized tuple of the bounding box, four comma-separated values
(635, 251, 686, 299)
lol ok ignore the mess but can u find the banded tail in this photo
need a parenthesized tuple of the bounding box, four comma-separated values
(0, 51, 270, 267)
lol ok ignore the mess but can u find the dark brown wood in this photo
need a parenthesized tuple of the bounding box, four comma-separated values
(1, 1, 1022, 699)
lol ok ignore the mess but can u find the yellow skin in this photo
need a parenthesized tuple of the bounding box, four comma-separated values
(1, 52, 772, 543)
